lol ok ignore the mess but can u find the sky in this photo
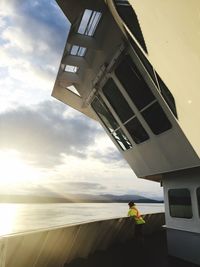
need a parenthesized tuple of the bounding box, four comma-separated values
(0, 0, 163, 199)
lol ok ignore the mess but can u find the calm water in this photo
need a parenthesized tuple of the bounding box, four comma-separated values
(0, 203, 164, 236)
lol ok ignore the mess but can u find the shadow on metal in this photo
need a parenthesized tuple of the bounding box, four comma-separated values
(1, 213, 165, 267)
(64, 230, 199, 267)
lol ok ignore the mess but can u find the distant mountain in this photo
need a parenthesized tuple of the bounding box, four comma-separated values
(0, 194, 163, 203)
(99, 194, 163, 203)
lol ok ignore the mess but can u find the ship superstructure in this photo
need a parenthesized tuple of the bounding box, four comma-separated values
(52, 0, 200, 264)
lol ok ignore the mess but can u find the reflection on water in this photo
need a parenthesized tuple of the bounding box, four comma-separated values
(0, 203, 164, 236)
(0, 204, 18, 236)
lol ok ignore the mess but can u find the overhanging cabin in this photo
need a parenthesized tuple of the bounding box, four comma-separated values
(52, 0, 200, 264)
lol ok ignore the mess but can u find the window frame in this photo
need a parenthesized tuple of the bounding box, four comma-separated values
(64, 65, 79, 73)
(168, 188, 193, 219)
(114, 52, 172, 136)
(91, 45, 174, 150)
(126, 32, 177, 119)
(70, 45, 87, 57)
(196, 187, 200, 217)
(101, 76, 150, 145)
(91, 95, 132, 151)
(77, 9, 102, 37)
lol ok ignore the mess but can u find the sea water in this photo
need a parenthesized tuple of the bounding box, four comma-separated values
(0, 203, 164, 236)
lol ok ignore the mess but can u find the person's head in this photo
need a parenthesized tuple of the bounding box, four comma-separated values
(128, 201, 135, 208)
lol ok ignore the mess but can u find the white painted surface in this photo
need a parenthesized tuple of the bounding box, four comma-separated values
(163, 168, 200, 233)
(121, 0, 200, 157)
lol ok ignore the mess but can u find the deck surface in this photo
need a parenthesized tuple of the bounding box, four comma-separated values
(64, 230, 199, 267)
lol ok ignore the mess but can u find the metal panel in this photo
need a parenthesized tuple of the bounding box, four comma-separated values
(6, 232, 48, 267)
(167, 228, 200, 265)
(163, 168, 200, 233)
(1, 214, 164, 267)
(0, 239, 6, 267)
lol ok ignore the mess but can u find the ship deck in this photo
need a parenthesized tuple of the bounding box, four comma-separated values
(64, 230, 198, 267)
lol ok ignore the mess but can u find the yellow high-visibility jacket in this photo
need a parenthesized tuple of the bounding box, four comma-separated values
(128, 206, 145, 224)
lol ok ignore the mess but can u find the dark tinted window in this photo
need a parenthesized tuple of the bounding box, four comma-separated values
(156, 73, 178, 119)
(91, 96, 132, 151)
(127, 33, 157, 85)
(142, 102, 172, 135)
(115, 55, 155, 110)
(91, 97, 119, 131)
(168, 189, 192, 219)
(197, 188, 200, 217)
(102, 78, 149, 145)
(125, 117, 149, 144)
(126, 31, 177, 119)
(112, 129, 132, 150)
(102, 78, 134, 123)
(114, 0, 147, 53)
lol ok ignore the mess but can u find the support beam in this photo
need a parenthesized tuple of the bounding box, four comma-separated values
(62, 55, 90, 68)
(68, 33, 100, 50)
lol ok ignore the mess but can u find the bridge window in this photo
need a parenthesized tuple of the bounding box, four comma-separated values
(141, 102, 172, 135)
(91, 96, 119, 131)
(112, 129, 132, 150)
(114, 0, 147, 53)
(197, 188, 200, 217)
(102, 78, 149, 144)
(126, 32, 178, 119)
(103, 78, 133, 123)
(125, 117, 149, 144)
(115, 55, 155, 110)
(168, 189, 192, 219)
(78, 9, 102, 36)
(115, 55, 172, 135)
(155, 73, 178, 118)
(91, 96, 132, 150)
(70, 45, 87, 57)
(65, 65, 79, 73)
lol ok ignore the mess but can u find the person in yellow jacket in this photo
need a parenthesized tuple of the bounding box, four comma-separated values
(128, 201, 145, 241)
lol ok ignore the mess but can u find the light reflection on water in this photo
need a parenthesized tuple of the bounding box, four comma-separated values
(0, 203, 164, 236)
(0, 204, 18, 236)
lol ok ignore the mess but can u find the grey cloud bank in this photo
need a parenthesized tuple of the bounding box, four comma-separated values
(0, 100, 112, 167)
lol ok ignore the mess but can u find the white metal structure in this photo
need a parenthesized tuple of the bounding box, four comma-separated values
(52, 0, 200, 264)
(0, 214, 164, 267)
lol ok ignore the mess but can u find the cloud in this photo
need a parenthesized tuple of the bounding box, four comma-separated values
(0, 181, 106, 196)
(0, 0, 68, 56)
(91, 148, 126, 165)
(1, 174, 163, 198)
(1, 92, 125, 169)
(50, 181, 107, 195)
(0, 100, 104, 167)
(66, 182, 106, 191)
(0, 0, 70, 112)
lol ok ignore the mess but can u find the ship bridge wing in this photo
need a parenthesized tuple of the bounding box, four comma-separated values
(52, 0, 200, 180)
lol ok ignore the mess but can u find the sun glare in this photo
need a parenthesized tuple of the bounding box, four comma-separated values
(0, 150, 41, 186)
(0, 204, 18, 236)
